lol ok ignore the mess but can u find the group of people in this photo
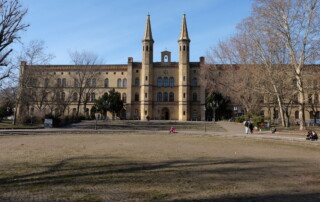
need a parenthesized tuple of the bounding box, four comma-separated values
(306, 130, 318, 141)
(244, 120, 254, 134)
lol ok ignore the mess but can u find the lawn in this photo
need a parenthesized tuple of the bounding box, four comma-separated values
(0, 133, 319, 201)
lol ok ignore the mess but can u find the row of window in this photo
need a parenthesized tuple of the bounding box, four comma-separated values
(132, 92, 198, 102)
(44, 77, 198, 88)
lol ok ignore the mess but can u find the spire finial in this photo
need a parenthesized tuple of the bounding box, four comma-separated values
(179, 13, 190, 41)
(143, 14, 154, 42)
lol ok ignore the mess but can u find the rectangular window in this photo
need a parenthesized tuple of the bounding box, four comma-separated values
(145, 93, 147, 98)
(183, 93, 186, 98)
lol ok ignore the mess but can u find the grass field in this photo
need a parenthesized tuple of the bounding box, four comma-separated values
(0, 131, 320, 201)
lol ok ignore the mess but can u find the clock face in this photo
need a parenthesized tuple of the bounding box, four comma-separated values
(163, 70, 168, 75)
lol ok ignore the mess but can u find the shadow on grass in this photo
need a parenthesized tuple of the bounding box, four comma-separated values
(0, 156, 319, 201)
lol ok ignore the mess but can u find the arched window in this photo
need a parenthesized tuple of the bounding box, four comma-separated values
(44, 78, 49, 87)
(92, 78, 96, 87)
(105, 79, 109, 88)
(74, 79, 78, 87)
(183, 45, 185, 51)
(32, 92, 36, 101)
(86, 79, 91, 87)
(158, 77, 162, 87)
(61, 92, 65, 101)
(135, 93, 139, 101)
(169, 77, 174, 87)
(295, 111, 299, 119)
(146, 46, 149, 51)
(57, 78, 61, 87)
(62, 78, 66, 87)
(169, 92, 174, 102)
(164, 92, 168, 102)
(91, 93, 95, 102)
(85, 93, 90, 101)
(117, 78, 122, 88)
(123, 79, 127, 88)
(164, 77, 168, 87)
(123, 93, 127, 103)
(193, 93, 197, 101)
(192, 78, 197, 86)
(157, 92, 162, 102)
(135, 78, 140, 86)
(73, 93, 78, 101)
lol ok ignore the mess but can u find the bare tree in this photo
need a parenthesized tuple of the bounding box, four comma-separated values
(14, 40, 54, 124)
(252, 0, 320, 130)
(0, 0, 28, 81)
(69, 50, 101, 117)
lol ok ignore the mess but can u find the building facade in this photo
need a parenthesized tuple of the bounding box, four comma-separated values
(18, 15, 206, 121)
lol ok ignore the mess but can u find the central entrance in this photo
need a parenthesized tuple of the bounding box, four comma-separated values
(161, 108, 170, 120)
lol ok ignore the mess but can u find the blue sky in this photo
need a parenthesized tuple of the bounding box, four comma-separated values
(19, 0, 253, 64)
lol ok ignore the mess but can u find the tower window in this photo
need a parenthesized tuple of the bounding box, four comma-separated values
(183, 76, 186, 81)
(158, 77, 163, 87)
(164, 77, 168, 87)
(183, 46, 185, 51)
(164, 55, 168, 62)
(183, 93, 186, 98)
(145, 93, 147, 98)
(146, 46, 149, 51)
(157, 92, 162, 102)
(180, 46, 181, 51)
(164, 92, 168, 102)
(146, 76, 148, 81)
(150, 45, 152, 51)
(135, 93, 139, 101)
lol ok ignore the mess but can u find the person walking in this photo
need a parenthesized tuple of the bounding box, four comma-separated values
(244, 120, 249, 134)
(249, 121, 254, 134)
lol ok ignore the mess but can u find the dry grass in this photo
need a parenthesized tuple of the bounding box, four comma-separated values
(0, 133, 320, 201)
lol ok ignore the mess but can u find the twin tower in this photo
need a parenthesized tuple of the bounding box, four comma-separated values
(137, 14, 205, 121)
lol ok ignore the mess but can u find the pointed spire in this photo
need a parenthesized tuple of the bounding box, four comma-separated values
(143, 14, 154, 42)
(179, 14, 190, 42)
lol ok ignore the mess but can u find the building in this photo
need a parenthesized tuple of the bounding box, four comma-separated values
(17, 15, 206, 121)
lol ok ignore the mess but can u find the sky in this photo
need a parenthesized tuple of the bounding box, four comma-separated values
(18, 0, 253, 65)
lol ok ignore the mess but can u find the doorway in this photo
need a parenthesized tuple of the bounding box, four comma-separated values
(161, 108, 170, 120)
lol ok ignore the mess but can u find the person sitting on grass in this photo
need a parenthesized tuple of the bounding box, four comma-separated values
(306, 130, 313, 140)
(311, 130, 318, 141)
(169, 127, 176, 133)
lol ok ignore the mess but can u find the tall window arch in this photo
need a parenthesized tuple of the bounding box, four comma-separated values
(193, 93, 197, 101)
(57, 78, 61, 87)
(164, 77, 168, 87)
(169, 77, 174, 87)
(135, 78, 140, 86)
(105, 78, 109, 88)
(73, 93, 78, 101)
(44, 78, 49, 87)
(164, 92, 168, 102)
(123, 78, 127, 88)
(92, 78, 96, 87)
(192, 78, 197, 86)
(61, 92, 65, 101)
(169, 92, 174, 102)
(123, 93, 127, 103)
(157, 92, 162, 102)
(157, 77, 162, 87)
(135, 93, 139, 101)
(62, 78, 66, 87)
(117, 78, 122, 87)
(91, 93, 95, 102)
